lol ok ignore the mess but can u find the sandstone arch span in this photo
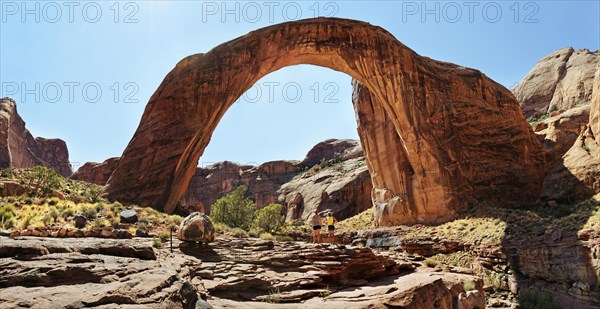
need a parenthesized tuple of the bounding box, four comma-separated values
(106, 18, 546, 225)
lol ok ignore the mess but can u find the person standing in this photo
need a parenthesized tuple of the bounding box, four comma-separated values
(311, 210, 322, 243)
(326, 212, 336, 242)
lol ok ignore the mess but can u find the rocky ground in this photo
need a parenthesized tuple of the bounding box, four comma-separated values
(0, 235, 486, 309)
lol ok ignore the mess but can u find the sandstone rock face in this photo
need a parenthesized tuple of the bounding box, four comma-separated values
(506, 229, 600, 308)
(541, 64, 600, 201)
(106, 18, 546, 225)
(280, 154, 372, 223)
(0, 98, 72, 176)
(178, 212, 215, 243)
(180, 160, 295, 215)
(180, 139, 372, 222)
(33, 137, 71, 177)
(301, 138, 363, 167)
(70, 157, 119, 185)
(534, 104, 590, 165)
(514, 48, 600, 117)
(592, 63, 600, 151)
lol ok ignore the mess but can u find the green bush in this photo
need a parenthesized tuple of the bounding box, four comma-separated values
(0, 204, 16, 229)
(158, 230, 170, 243)
(210, 185, 255, 230)
(61, 207, 75, 219)
(463, 281, 476, 292)
(152, 238, 162, 249)
(423, 258, 438, 268)
(252, 203, 285, 233)
(259, 232, 276, 240)
(23, 166, 63, 198)
(80, 205, 97, 219)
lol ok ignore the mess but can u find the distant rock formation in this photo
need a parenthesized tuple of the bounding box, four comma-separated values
(514, 47, 600, 117)
(0, 98, 72, 176)
(70, 157, 119, 185)
(70, 139, 372, 223)
(181, 139, 372, 223)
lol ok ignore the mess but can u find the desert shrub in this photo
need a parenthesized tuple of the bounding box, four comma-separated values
(158, 230, 170, 243)
(0, 204, 16, 229)
(22, 166, 63, 197)
(18, 213, 34, 229)
(61, 207, 75, 219)
(248, 227, 262, 238)
(136, 219, 149, 230)
(252, 203, 285, 233)
(152, 238, 162, 249)
(80, 205, 97, 219)
(42, 212, 53, 225)
(320, 286, 332, 297)
(264, 288, 281, 303)
(109, 217, 120, 229)
(105, 210, 114, 219)
(229, 227, 248, 238)
(137, 216, 150, 224)
(142, 207, 161, 225)
(0, 168, 14, 178)
(275, 235, 293, 242)
(111, 201, 124, 211)
(463, 281, 476, 292)
(210, 185, 255, 230)
(166, 215, 183, 227)
(423, 258, 438, 268)
(259, 232, 276, 241)
(92, 218, 109, 228)
(86, 185, 104, 203)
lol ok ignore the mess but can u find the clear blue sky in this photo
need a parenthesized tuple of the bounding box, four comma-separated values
(1, 1, 598, 171)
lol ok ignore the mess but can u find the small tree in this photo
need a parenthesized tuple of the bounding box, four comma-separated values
(210, 185, 255, 230)
(23, 166, 63, 197)
(252, 203, 285, 234)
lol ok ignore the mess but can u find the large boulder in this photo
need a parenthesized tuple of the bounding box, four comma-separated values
(177, 212, 215, 243)
(0, 98, 72, 176)
(514, 48, 600, 117)
(120, 209, 138, 224)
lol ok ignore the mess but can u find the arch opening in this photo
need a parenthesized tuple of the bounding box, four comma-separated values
(197, 64, 356, 166)
(106, 17, 546, 225)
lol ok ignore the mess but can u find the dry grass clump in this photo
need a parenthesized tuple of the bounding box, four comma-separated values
(336, 208, 374, 232)
(0, 195, 183, 232)
(404, 216, 506, 245)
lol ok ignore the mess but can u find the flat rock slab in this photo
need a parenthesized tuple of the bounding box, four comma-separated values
(0, 236, 484, 309)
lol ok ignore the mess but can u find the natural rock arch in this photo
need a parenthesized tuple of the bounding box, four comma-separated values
(106, 18, 546, 225)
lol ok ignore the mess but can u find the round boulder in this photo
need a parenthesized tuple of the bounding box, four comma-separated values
(120, 209, 138, 224)
(177, 212, 215, 244)
(73, 214, 87, 229)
